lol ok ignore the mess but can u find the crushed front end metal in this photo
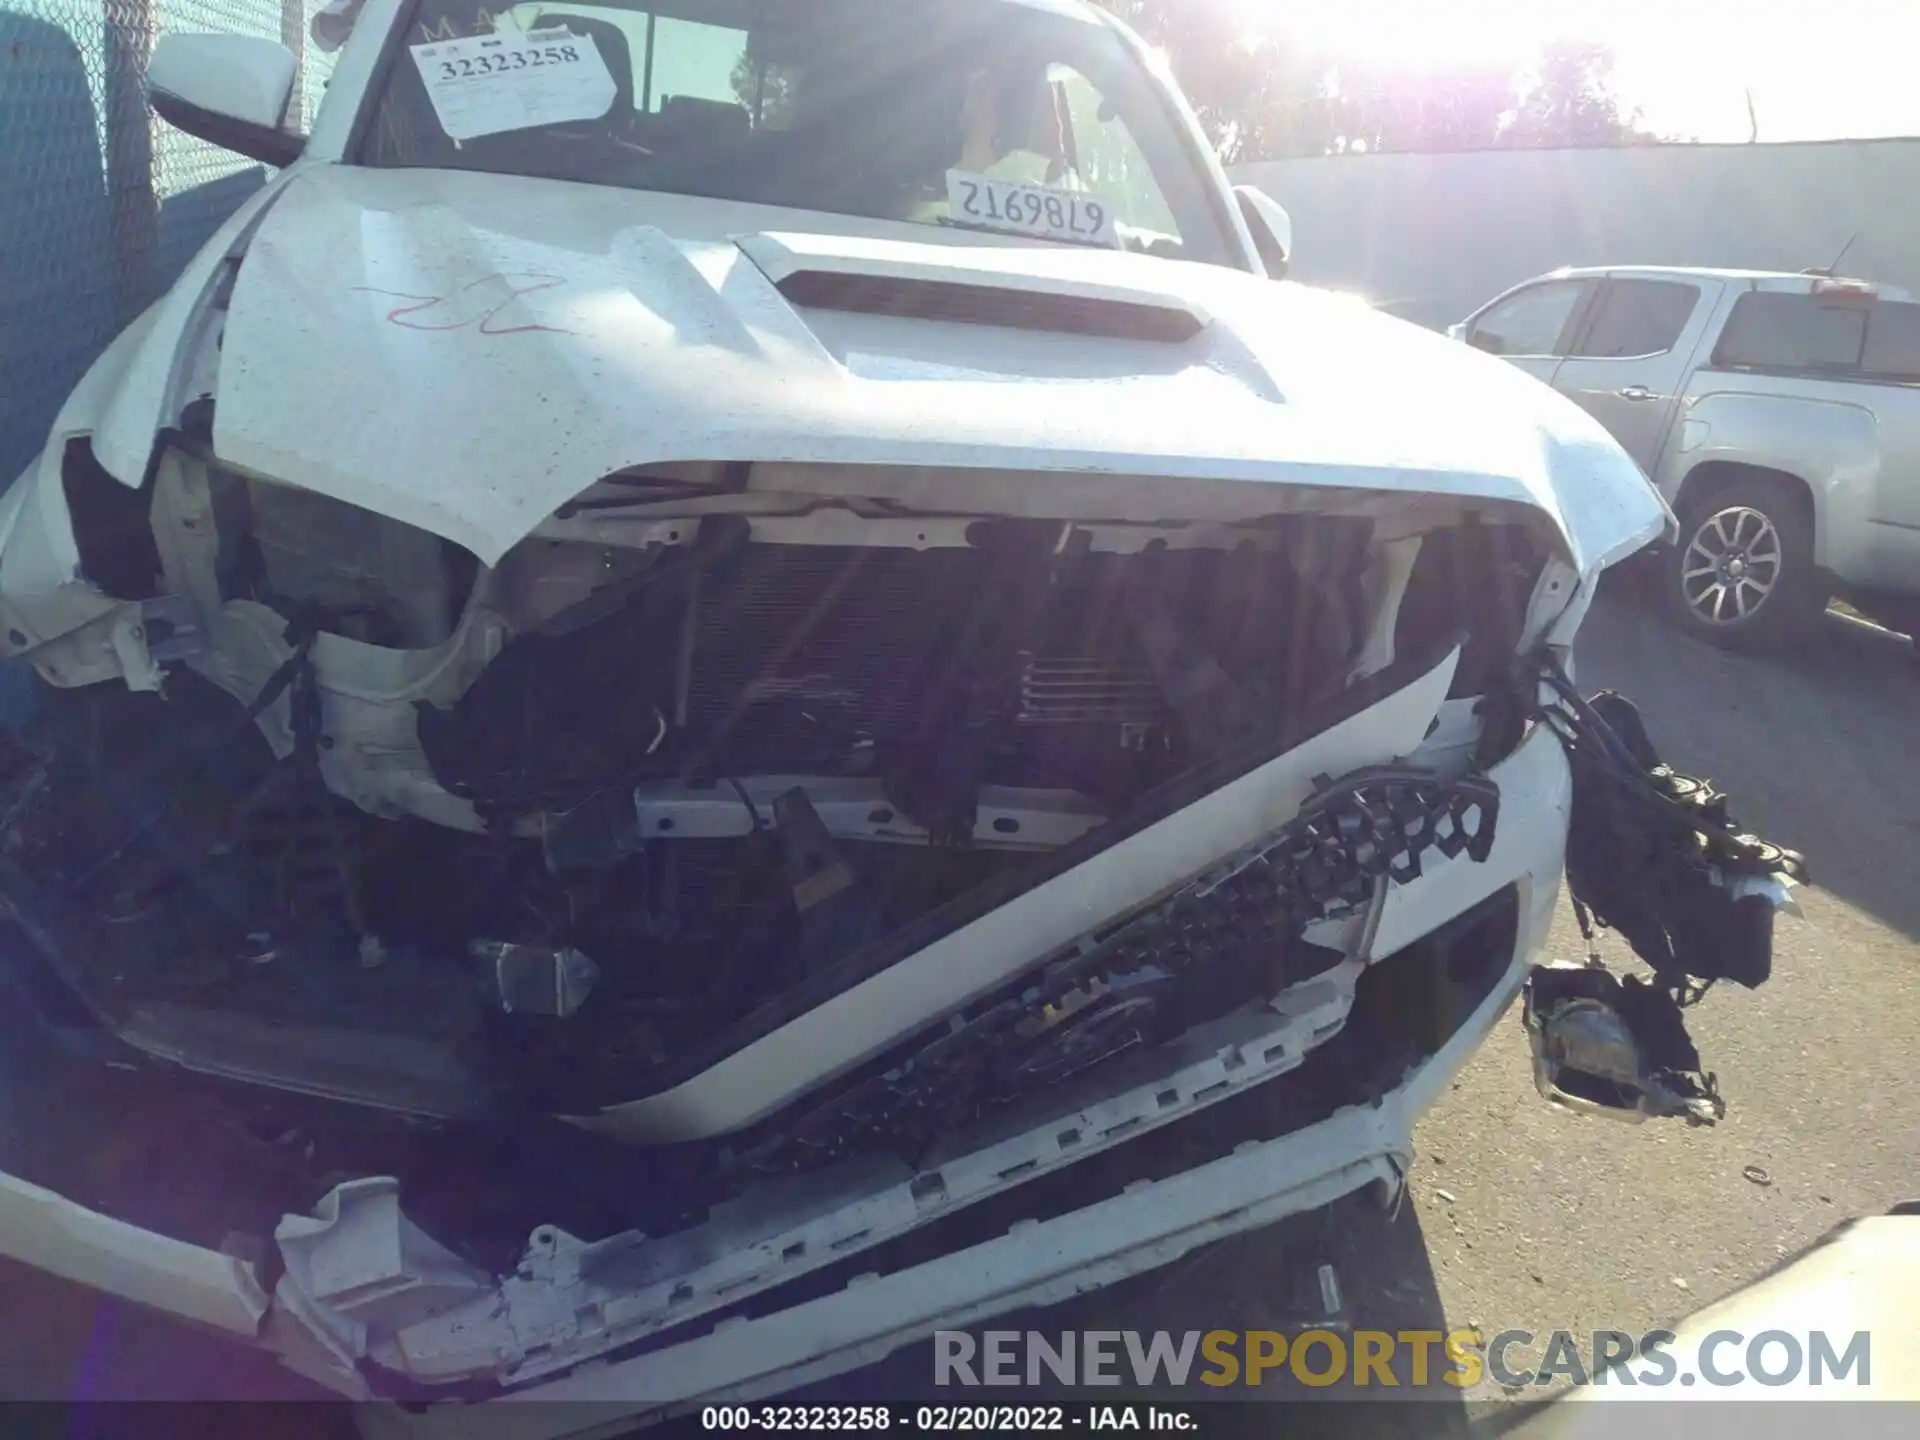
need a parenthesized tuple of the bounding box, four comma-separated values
(262, 760, 1505, 1391)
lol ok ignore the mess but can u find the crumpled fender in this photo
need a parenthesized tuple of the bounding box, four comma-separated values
(84, 170, 304, 492)
(0, 167, 305, 591)
(0, 168, 306, 680)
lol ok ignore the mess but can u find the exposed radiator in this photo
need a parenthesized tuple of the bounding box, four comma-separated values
(687, 548, 1173, 768)
(1016, 654, 1169, 727)
(422, 539, 1297, 816)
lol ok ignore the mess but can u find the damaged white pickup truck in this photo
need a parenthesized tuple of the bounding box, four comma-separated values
(0, 0, 1804, 1418)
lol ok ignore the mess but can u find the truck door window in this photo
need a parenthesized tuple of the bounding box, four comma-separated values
(1569, 280, 1699, 358)
(1860, 302, 1920, 381)
(1712, 293, 1868, 373)
(1466, 280, 1587, 357)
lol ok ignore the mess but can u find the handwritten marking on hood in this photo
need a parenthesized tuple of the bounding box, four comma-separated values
(353, 270, 574, 336)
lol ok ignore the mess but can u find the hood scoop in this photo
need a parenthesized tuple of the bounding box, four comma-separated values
(735, 231, 1209, 344)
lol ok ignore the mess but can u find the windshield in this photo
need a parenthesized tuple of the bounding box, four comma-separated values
(358, 0, 1237, 265)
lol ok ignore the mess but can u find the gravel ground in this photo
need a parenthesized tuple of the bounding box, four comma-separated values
(1, 591, 1914, 1430)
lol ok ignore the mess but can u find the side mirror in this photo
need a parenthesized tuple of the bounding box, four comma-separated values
(1446, 322, 1468, 343)
(1232, 185, 1291, 280)
(148, 35, 302, 168)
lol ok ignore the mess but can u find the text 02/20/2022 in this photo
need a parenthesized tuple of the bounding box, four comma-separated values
(700, 1405, 1197, 1431)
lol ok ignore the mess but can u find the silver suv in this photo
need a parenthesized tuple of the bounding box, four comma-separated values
(1455, 266, 1920, 649)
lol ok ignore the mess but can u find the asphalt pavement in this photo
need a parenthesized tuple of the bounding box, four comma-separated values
(1406, 591, 1920, 1389)
(2, 590, 1915, 1426)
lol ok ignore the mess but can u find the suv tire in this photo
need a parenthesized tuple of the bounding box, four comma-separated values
(1666, 480, 1826, 651)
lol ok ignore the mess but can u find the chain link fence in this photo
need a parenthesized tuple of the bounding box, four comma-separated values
(1, 0, 337, 484)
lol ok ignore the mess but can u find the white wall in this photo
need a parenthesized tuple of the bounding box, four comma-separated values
(1231, 138, 1920, 329)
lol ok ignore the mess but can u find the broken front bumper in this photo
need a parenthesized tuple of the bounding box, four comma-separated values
(0, 716, 1573, 1417)
(370, 932, 1549, 1431)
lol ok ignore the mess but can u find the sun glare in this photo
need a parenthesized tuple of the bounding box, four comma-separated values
(1230, 0, 1920, 143)
(1236, 0, 1555, 69)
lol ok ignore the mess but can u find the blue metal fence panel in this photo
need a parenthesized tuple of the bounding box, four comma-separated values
(1, 0, 336, 485)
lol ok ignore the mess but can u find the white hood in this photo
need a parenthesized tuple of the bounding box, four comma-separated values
(212, 165, 1664, 570)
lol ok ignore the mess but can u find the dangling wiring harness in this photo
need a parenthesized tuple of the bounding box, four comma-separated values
(1524, 652, 1807, 1123)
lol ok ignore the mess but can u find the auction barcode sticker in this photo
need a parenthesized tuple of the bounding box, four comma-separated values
(409, 28, 617, 142)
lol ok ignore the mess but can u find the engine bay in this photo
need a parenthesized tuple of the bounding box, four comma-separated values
(0, 453, 1553, 1148)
